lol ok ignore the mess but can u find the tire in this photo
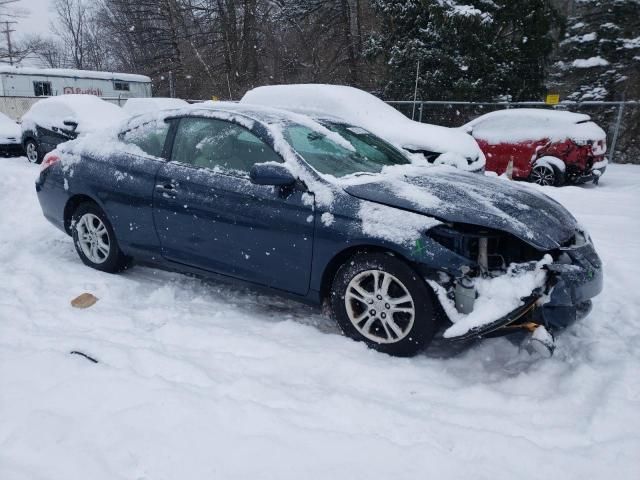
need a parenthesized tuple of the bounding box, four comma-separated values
(329, 252, 437, 357)
(71, 202, 132, 273)
(529, 164, 564, 187)
(24, 139, 42, 164)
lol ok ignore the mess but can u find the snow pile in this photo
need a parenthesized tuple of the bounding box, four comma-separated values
(433, 255, 552, 339)
(572, 56, 610, 68)
(535, 156, 567, 172)
(21, 94, 130, 134)
(1, 158, 639, 479)
(0, 112, 20, 143)
(241, 84, 485, 170)
(466, 108, 606, 145)
(123, 97, 189, 116)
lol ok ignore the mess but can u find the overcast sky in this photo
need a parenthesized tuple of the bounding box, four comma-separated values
(14, 0, 52, 40)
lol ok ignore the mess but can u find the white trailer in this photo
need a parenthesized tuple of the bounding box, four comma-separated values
(0, 66, 152, 99)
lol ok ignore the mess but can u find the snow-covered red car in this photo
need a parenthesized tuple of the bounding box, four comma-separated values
(241, 84, 486, 173)
(463, 109, 607, 186)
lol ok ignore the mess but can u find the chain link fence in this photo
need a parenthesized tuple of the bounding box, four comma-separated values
(386, 100, 640, 164)
(2, 95, 637, 164)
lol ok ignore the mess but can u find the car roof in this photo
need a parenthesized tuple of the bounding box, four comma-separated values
(185, 101, 316, 125)
(467, 108, 591, 127)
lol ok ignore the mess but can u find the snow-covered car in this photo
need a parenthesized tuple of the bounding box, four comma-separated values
(21, 94, 129, 164)
(35, 103, 602, 357)
(463, 109, 608, 186)
(241, 84, 486, 172)
(123, 97, 189, 116)
(0, 111, 23, 156)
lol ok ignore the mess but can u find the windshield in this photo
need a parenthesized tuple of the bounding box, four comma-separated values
(283, 121, 409, 177)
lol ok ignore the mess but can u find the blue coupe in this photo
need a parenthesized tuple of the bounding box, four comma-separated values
(35, 104, 602, 356)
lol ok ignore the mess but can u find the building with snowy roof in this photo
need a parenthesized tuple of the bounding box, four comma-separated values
(0, 66, 152, 99)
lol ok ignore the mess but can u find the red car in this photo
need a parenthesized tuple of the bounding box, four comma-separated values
(463, 109, 607, 186)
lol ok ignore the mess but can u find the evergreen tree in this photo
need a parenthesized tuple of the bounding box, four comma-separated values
(368, 0, 562, 101)
(550, 0, 640, 101)
(549, 0, 640, 163)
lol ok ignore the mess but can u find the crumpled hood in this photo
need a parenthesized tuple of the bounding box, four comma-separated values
(343, 167, 578, 250)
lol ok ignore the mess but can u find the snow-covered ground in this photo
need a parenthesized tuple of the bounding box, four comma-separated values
(1, 157, 639, 479)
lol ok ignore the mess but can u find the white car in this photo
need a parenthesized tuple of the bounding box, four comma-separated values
(241, 84, 485, 172)
(21, 94, 129, 163)
(0, 112, 22, 156)
(123, 97, 189, 116)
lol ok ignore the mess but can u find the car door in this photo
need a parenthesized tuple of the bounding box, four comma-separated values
(36, 124, 73, 153)
(93, 117, 171, 259)
(472, 116, 546, 179)
(153, 116, 315, 295)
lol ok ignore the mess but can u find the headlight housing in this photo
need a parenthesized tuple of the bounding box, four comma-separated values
(428, 223, 541, 272)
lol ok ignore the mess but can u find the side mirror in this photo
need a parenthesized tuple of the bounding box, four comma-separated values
(63, 119, 78, 131)
(250, 163, 296, 186)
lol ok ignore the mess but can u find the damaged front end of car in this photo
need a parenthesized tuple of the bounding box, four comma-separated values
(422, 223, 603, 355)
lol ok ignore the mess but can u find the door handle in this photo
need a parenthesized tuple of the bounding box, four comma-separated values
(155, 183, 177, 198)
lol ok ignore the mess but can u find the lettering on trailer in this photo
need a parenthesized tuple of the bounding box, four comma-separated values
(63, 86, 104, 96)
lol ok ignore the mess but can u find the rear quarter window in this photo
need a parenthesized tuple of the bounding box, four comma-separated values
(120, 120, 170, 158)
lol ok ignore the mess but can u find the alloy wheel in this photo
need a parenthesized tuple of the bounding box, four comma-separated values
(26, 141, 38, 163)
(76, 213, 110, 264)
(344, 269, 415, 344)
(530, 165, 556, 186)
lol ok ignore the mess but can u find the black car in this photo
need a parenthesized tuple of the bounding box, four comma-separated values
(21, 94, 128, 163)
(35, 104, 603, 357)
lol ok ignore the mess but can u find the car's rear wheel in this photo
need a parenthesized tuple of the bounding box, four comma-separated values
(25, 139, 42, 164)
(329, 252, 437, 357)
(529, 164, 562, 186)
(71, 202, 132, 273)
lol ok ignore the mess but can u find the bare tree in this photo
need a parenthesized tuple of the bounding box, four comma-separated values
(52, 0, 88, 68)
(27, 35, 66, 68)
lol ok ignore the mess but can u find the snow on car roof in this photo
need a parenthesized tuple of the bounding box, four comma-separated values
(123, 97, 189, 116)
(466, 108, 606, 144)
(466, 108, 591, 126)
(0, 65, 151, 83)
(21, 94, 130, 133)
(240, 84, 484, 163)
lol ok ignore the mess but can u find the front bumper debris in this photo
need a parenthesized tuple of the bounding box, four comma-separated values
(574, 158, 608, 185)
(442, 241, 602, 342)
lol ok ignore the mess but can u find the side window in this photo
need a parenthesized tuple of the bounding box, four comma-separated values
(114, 81, 130, 91)
(171, 117, 282, 174)
(33, 81, 52, 96)
(120, 120, 170, 158)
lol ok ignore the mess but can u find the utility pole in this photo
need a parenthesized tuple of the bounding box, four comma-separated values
(2, 20, 16, 65)
(168, 70, 176, 98)
(411, 60, 420, 120)
(0, 0, 20, 65)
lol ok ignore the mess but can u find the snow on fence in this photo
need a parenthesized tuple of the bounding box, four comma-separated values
(386, 100, 640, 164)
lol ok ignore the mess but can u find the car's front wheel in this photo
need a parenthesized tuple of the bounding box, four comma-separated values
(529, 164, 563, 186)
(24, 139, 42, 164)
(330, 252, 437, 357)
(71, 202, 132, 273)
